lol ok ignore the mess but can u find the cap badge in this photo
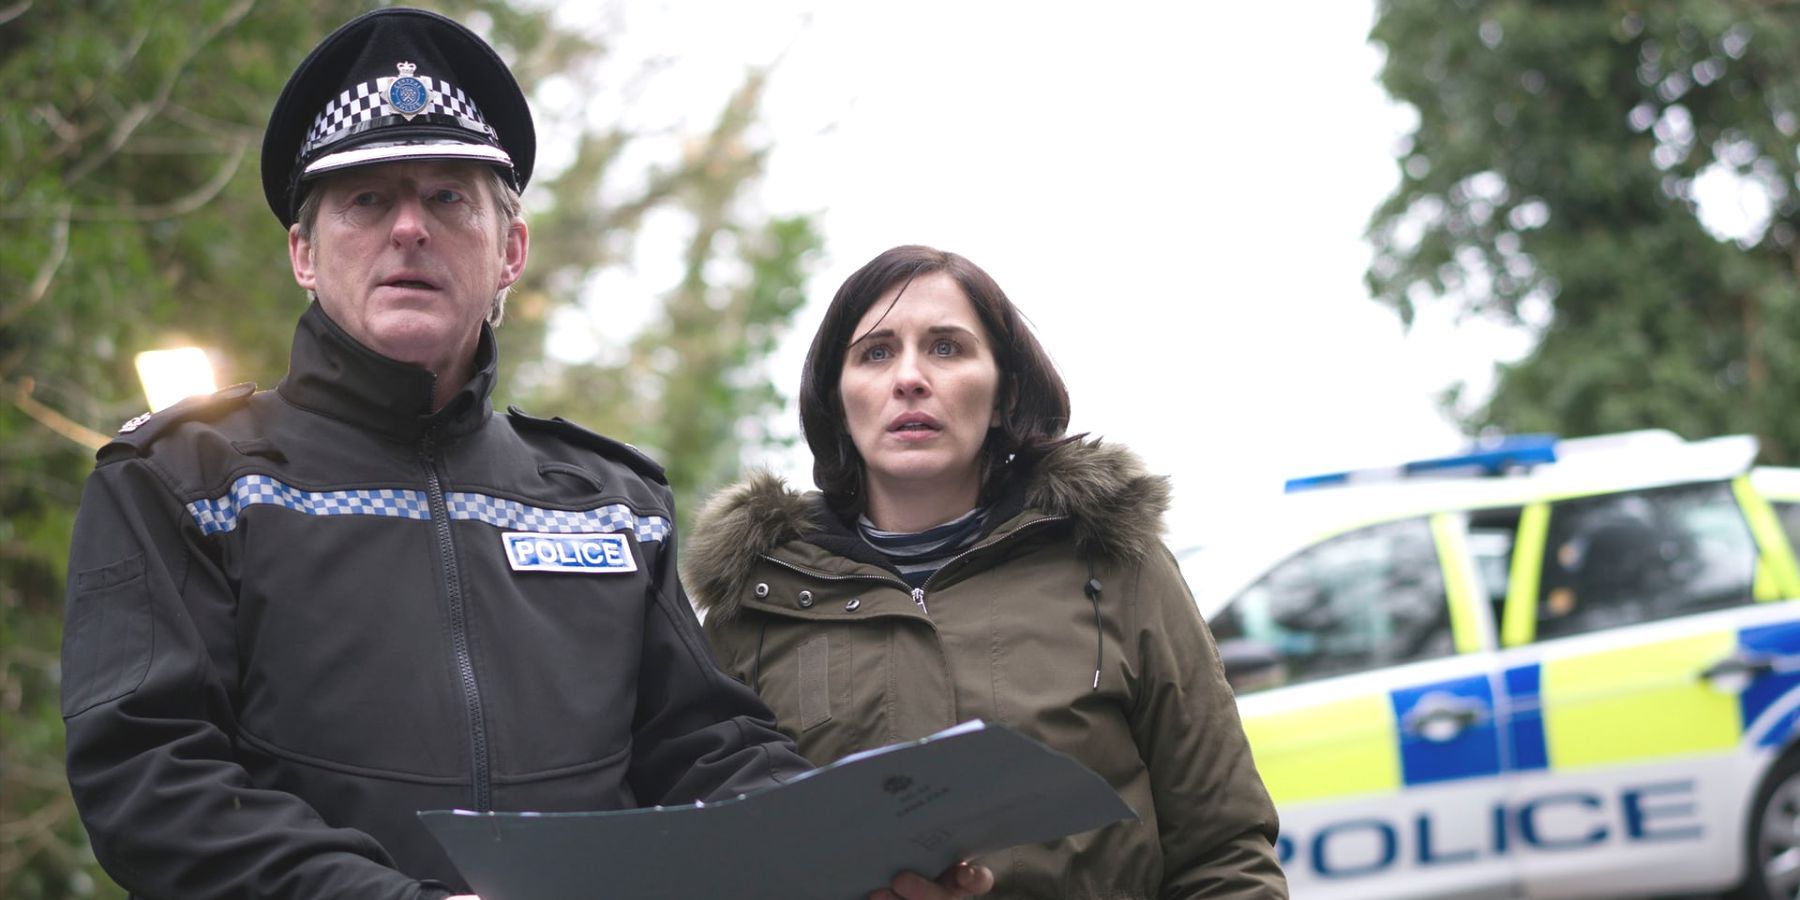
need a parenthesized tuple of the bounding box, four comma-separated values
(386, 61, 431, 120)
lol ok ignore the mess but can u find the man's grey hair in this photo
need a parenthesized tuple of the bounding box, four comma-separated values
(294, 165, 524, 326)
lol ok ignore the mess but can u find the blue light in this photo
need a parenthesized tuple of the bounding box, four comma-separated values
(1282, 472, 1352, 492)
(1284, 434, 1559, 493)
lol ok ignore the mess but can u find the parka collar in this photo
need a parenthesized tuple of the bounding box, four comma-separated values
(685, 439, 1172, 619)
(276, 300, 496, 443)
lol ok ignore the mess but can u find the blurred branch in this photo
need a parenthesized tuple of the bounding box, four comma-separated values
(162, 102, 264, 142)
(63, 0, 256, 185)
(123, 136, 250, 154)
(1, 139, 248, 222)
(3, 643, 61, 673)
(6, 378, 109, 451)
(1, 760, 73, 793)
(0, 796, 74, 844)
(0, 794, 77, 882)
(0, 2, 29, 27)
(34, 103, 95, 162)
(0, 203, 70, 329)
(49, 27, 150, 165)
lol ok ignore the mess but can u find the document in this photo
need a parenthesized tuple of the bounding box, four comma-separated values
(419, 720, 1136, 900)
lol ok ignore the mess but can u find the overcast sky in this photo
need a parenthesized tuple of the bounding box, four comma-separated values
(543, 1, 1541, 544)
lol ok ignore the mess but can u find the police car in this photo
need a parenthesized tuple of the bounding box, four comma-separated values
(1196, 430, 1800, 899)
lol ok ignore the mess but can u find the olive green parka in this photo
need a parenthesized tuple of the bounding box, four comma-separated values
(685, 440, 1286, 899)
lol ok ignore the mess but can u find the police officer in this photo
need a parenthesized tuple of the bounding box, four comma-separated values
(59, 9, 991, 899)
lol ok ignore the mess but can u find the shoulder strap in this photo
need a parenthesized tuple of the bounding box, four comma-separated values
(505, 405, 667, 485)
(97, 382, 257, 463)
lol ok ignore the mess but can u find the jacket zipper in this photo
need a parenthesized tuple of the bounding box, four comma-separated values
(422, 429, 491, 811)
(911, 515, 1064, 609)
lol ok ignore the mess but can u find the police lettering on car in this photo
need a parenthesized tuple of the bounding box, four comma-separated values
(1200, 431, 1800, 900)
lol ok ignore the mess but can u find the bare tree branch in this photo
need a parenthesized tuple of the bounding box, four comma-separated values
(0, 203, 70, 329)
(1, 643, 61, 673)
(40, 26, 150, 164)
(0, 1, 30, 27)
(162, 102, 263, 143)
(0, 138, 248, 222)
(63, 0, 257, 185)
(32, 103, 85, 152)
(0, 793, 73, 843)
(0, 794, 76, 882)
(7, 378, 110, 451)
(0, 757, 73, 792)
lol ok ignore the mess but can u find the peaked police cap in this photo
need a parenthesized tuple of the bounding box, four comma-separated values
(261, 7, 535, 227)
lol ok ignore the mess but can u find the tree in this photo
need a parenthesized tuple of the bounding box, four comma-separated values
(0, 2, 816, 896)
(500, 66, 820, 520)
(1367, 0, 1800, 460)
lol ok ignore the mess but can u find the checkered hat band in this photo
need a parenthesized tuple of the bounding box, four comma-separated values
(187, 475, 670, 544)
(304, 74, 496, 149)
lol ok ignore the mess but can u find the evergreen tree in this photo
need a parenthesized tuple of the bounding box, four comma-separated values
(0, 2, 816, 896)
(1367, 0, 1800, 459)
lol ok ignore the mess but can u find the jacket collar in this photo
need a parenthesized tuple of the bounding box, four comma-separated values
(276, 300, 496, 442)
(684, 439, 1172, 618)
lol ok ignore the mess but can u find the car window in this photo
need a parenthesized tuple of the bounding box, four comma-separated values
(1467, 509, 1524, 632)
(1467, 529, 1514, 610)
(1210, 517, 1452, 690)
(1773, 499, 1800, 564)
(1535, 481, 1757, 641)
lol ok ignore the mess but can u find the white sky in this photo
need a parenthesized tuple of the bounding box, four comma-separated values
(542, 1, 1541, 545)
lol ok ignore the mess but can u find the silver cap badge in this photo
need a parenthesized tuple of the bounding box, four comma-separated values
(386, 61, 431, 120)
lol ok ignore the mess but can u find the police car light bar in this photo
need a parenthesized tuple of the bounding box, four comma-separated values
(1284, 434, 1559, 493)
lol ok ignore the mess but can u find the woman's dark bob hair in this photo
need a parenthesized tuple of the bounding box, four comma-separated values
(799, 244, 1071, 511)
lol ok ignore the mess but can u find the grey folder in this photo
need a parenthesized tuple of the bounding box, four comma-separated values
(419, 720, 1136, 900)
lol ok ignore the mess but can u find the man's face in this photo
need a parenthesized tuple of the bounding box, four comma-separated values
(288, 161, 527, 379)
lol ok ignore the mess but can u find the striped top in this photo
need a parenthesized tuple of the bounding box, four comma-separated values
(858, 507, 988, 588)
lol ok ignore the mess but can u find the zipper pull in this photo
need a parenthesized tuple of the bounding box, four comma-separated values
(912, 587, 928, 615)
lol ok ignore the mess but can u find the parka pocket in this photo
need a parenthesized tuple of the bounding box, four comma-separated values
(798, 633, 833, 731)
(61, 554, 152, 718)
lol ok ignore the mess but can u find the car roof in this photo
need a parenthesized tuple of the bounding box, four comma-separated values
(1752, 465, 1800, 501)
(1183, 431, 1761, 619)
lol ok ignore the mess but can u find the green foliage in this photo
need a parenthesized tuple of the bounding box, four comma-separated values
(0, 1, 816, 896)
(513, 71, 823, 521)
(1368, 0, 1800, 460)
(2, 4, 346, 895)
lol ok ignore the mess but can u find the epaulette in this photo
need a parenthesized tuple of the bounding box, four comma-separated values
(506, 405, 667, 485)
(97, 382, 257, 462)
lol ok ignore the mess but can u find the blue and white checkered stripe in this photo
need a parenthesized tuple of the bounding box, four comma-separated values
(445, 493, 671, 544)
(187, 475, 429, 535)
(186, 475, 670, 544)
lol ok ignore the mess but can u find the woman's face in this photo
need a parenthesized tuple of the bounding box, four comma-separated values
(839, 272, 1002, 516)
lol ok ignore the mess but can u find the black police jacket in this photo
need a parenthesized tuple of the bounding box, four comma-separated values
(61, 302, 809, 899)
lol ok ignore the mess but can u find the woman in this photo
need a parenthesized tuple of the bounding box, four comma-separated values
(685, 245, 1285, 899)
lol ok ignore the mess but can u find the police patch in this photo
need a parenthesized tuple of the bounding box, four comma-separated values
(503, 531, 637, 574)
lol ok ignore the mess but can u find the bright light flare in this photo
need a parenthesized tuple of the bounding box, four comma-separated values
(134, 348, 217, 412)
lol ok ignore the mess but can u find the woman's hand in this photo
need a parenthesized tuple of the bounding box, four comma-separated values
(867, 861, 994, 899)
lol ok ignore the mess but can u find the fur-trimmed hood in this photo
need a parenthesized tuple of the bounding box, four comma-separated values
(683, 439, 1170, 615)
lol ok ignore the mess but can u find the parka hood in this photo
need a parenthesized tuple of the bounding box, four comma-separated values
(684, 439, 1171, 618)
